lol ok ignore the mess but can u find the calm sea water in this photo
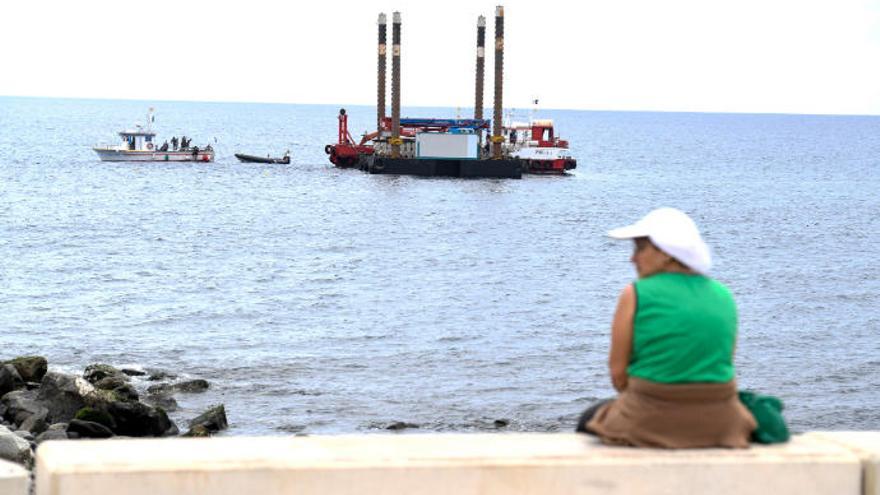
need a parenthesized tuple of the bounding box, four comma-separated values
(1, 96, 878, 435)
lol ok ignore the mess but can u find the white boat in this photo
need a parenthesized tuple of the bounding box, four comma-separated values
(93, 109, 214, 162)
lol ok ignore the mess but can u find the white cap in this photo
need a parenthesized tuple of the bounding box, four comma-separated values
(608, 207, 712, 274)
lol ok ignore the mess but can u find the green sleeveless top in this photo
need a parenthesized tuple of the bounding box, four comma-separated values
(628, 272, 737, 383)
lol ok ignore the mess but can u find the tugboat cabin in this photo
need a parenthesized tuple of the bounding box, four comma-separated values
(119, 129, 156, 151)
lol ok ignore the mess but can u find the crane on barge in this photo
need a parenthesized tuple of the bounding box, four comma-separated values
(325, 109, 375, 168)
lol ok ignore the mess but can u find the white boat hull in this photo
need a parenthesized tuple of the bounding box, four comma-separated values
(93, 148, 214, 162)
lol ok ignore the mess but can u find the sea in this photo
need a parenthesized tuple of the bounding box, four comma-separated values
(1, 96, 878, 435)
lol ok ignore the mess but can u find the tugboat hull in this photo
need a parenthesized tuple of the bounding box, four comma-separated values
(521, 158, 577, 175)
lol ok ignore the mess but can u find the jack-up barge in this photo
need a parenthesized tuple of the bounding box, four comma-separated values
(325, 7, 576, 179)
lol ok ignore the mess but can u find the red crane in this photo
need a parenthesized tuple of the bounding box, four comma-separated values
(324, 109, 375, 168)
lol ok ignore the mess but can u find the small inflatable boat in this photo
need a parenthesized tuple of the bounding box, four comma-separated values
(235, 151, 290, 164)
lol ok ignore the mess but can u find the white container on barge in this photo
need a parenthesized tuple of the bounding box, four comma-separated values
(415, 132, 479, 160)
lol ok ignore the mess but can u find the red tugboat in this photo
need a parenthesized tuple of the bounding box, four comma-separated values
(504, 118, 577, 174)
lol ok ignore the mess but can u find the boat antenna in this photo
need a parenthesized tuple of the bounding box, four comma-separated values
(531, 97, 538, 124)
(147, 107, 155, 133)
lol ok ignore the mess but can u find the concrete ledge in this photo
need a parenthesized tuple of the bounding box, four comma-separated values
(36, 433, 863, 495)
(805, 432, 880, 495)
(0, 458, 29, 495)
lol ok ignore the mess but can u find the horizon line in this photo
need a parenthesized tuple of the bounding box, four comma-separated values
(1, 93, 877, 119)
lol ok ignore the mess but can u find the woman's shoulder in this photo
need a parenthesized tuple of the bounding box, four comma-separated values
(705, 277, 736, 302)
(694, 275, 734, 295)
(636, 273, 734, 297)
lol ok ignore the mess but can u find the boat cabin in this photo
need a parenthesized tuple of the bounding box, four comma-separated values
(118, 129, 156, 151)
(529, 119, 555, 143)
(504, 119, 568, 149)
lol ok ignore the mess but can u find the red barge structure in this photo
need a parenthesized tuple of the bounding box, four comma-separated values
(325, 7, 576, 179)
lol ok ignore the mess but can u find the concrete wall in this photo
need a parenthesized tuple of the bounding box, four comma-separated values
(806, 432, 880, 495)
(0, 458, 29, 495)
(33, 432, 879, 495)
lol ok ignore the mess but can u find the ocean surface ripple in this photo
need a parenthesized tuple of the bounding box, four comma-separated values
(1, 97, 878, 434)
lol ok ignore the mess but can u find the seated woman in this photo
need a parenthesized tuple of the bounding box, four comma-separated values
(578, 207, 756, 448)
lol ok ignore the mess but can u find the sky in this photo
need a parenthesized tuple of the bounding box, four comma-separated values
(1, 0, 879, 115)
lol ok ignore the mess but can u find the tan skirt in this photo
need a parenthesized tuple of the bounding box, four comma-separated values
(586, 377, 756, 448)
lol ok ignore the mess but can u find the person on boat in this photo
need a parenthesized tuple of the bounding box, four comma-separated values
(191, 146, 199, 159)
(171, 136, 179, 151)
(576, 207, 756, 448)
(159, 141, 169, 152)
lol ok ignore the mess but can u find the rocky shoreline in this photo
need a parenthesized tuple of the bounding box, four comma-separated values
(0, 355, 227, 469)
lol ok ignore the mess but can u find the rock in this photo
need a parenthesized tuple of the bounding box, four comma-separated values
(121, 368, 146, 376)
(0, 364, 24, 396)
(106, 401, 176, 437)
(93, 375, 128, 391)
(175, 379, 209, 393)
(66, 431, 80, 440)
(18, 407, 48, 434)
(147, 379, 209, 395)
(13, 430, 33, 442)
(386, 421, 419, 431)
(112, 384, 139, 402)
(83, 364, 128, 385)
(185, 404, 227, 436)
(38, 372, 100, 423)
(1, 389, 47, 427)
(67, 419, 114, 439)
(35, 429, 68, 444)
(4, 356, 48, 383)
(146, 370, 176, 382)
(145, 383, 172, 395)
(164, 421, 180, 436)
(143, 393, 178, 412)
(47, 423, 68, 432)
(182, 424, 211, 437)
(74, 407, 116, 430)
(493, 419, 510, 428)
(0, 424, 33, 467)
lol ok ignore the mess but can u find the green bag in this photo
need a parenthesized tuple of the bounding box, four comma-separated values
(738, 390, 790, 444)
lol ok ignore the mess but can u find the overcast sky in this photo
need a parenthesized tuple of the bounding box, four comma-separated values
(2, 0, 879, 115)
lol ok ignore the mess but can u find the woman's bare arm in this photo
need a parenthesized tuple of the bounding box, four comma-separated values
(609, 284, 635, 392)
